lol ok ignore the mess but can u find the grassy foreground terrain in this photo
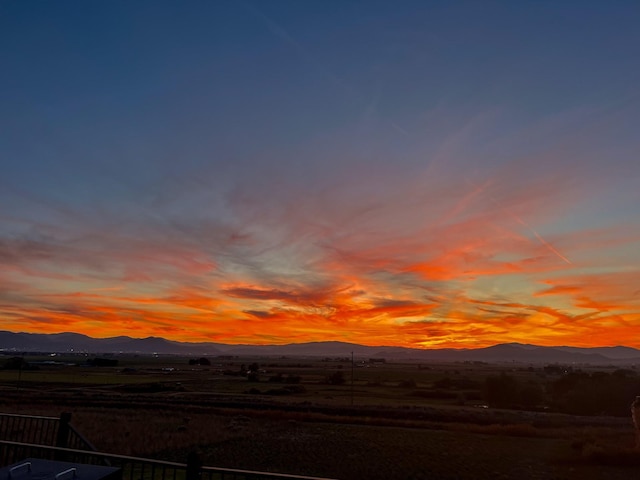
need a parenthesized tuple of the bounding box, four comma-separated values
(1, 353, 639, 479)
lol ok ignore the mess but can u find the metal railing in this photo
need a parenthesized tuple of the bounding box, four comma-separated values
(0, 414, 60, 446)
(0, 441, 338, 480)
(0, 413, 95, 452)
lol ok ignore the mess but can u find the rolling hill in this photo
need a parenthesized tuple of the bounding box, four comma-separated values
(0, 330, 638, 364)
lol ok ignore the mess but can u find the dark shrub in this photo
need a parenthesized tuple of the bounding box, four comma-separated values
(398, 379, 417, 388)
(326, 371, 345, 385)
(87, 358, 118, 367)
(285, 374, 302, 384)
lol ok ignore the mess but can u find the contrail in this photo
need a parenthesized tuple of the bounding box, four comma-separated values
(391, 122, 411, 137)
(511, 213, 572, 265)
(240, 1, 411, 137)
(239, 1, 345, 89)
(466, 179, 572, 265)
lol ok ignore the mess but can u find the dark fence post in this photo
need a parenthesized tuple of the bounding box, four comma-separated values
(186, 452, 201, 480)
(55, 412, 72, 460)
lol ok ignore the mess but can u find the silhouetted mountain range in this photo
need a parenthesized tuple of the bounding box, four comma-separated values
(1, 330, 639, 364)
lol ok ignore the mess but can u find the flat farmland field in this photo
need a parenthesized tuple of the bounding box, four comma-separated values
(1, 354, 639, 479)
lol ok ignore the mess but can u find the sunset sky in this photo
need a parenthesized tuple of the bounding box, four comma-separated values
(1, 1, 639, 348)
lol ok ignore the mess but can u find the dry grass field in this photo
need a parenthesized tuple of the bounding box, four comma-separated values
(1, 354, 639, 479)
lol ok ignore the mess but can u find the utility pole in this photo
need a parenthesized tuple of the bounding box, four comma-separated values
(350, 351, 354, 406)
(16, 358, 23, 390)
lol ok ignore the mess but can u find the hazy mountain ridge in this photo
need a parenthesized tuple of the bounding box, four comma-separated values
(0, 331, 639, 364)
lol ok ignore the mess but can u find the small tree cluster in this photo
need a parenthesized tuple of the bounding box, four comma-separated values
(87, 358, 118, 367)
(483, 373, 544, 408)
(549, 369, 640, 416)
(2, 357, 38, 370)
(188, 357, 211, 366)
(246, 362, 260, 382)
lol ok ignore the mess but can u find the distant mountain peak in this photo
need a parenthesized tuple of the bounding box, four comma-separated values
(0, 331, 638, 363)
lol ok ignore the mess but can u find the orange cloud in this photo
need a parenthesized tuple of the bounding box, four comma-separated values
(1, 150, 639, 348)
